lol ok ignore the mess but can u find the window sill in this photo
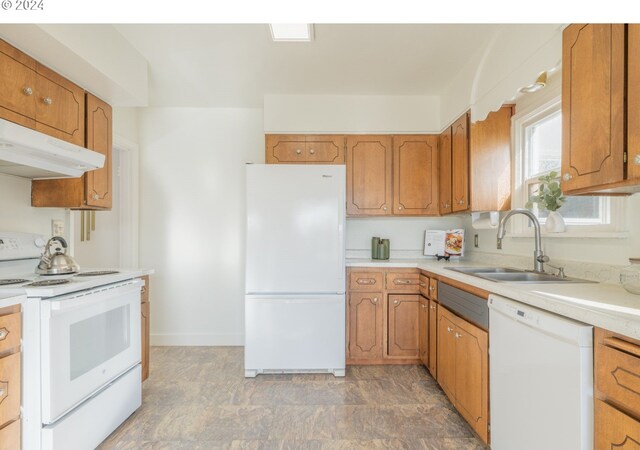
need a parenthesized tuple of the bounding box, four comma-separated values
(506, 230, 630, 239)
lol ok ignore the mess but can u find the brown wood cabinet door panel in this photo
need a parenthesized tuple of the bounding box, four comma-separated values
(428, 300, 438, 377)
(419, 274, 430, 297)
(596, 337, 640, 419)
(453, 317, 489, 443)
(387, 295, 419, 358)
(346, 135, 393, 215)
(470, 105, 513, 212)
(451, 114, 469, 212)
(595, 400, 640, 450)
(266, 135, 307, 163)
(0, 352, 21, 428)
(439, 128, 453, 214)
(0, 40, 36, 128)
(141, 301, 150, 382)
(0, 418, 20, 450)
(562, 24, 625, 192)
(348, 292, 383, 359)
(35, 64, 85, 146)
(0, 313, 21, 357)
(419, 297, 429, 367)
(386, 272, 421, 293)
(628, 25, 640, 182)
(85, 94, 112, 209)
(305, 135, 345, 164)
(393, 135, 439, 215)
(437, 309, 456, 401)
(348, 271, 384, 292)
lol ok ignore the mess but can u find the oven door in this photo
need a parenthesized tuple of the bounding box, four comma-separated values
(40, 279, 142, 424)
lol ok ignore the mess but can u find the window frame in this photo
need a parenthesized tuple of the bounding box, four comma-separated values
(511, 96, 626, 237)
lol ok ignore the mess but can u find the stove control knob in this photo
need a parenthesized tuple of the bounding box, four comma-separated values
(34, 238, 46, 248)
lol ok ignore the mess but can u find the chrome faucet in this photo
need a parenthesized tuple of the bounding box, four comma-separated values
(497, 208, 546, 273)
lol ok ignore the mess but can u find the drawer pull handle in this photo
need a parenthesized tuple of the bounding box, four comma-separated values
(420, 282, 426, 287)
(0, 328, 8, 341)
(394, 279, 414, 285)
(356, 278, 376, 285)
(604, 336, 640, 358)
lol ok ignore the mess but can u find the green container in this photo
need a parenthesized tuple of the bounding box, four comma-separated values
(371, 237, 381, 259)
(379, 239, 390, 260)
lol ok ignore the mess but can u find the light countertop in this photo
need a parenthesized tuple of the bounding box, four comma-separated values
(347, 258, 640, 340)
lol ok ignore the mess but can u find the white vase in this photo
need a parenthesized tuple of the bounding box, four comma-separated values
(545, 211, 566, 233)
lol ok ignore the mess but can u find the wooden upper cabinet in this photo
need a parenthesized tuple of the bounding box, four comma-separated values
(393, 135, 439, 215)
(438, 128, 453, 214)
(346, 135, 393, 216)
(451, 113, 470, 212)
(85, 94, 112, 209)
(34, 63, 85, 147)
(348, 291, 383, 360)
(265, 134, 345, 164)
(0, 39, 36, 128)
(627, 24, 640, 183)
(470, 105, 513, 211)
(387, 295, 420, 358)
(562, 24, 625, 193)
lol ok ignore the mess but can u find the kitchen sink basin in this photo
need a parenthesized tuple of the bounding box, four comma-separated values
(446, 267, 596, 284)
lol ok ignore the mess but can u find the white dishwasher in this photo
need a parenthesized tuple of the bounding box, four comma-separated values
(488, 294, 593, 450)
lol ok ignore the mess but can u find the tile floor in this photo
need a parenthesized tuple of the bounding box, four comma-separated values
(98, 347, 488, 449)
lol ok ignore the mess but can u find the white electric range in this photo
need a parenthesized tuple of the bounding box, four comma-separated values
(0, 232, 148, 450)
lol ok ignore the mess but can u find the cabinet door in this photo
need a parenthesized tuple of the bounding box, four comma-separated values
(418, 297, 429, 367)
(35, 63, 85, 146)
(0, 418, 20, 450)
(348, 292, 383, 359)
(0, 352, 21, 428)
(628, 24, 640, 182)
(437, 308, 456, 401)
(0, 39, 36, 128)
(470, 105, 513, 211)
(305, 135, 345, 164)
(85, 94, 112, 209)
(387, 295, 420, 358)
(453, 316, 489, 443)
(346, 135, 393, 216)
(595, 400, 640, 450)
(438, 128, 453, 214)
(561, 24, 625, 193)
(141, 301, 150, 382)
(451, 114, 469, 212)
(428, 300, 438, 377)
(265, 135, 307, 163)
(393, 135, 439, 215)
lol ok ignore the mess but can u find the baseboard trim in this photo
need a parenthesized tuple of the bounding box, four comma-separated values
(150, 333, 244, 346)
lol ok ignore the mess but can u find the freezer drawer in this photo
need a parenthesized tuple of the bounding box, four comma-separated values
(244, 295, 345, 377)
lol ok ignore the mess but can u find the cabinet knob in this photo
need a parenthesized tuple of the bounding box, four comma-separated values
(23, 86, 33, 96)
(430, 305, 436, 310)
(458, 200, 465, 205)
(444, 203, 450, 208)
(42, 97, 53, 105)
(309, 148, 315, 155)
(393, 300, 399, 304)
(455, 332, 462, 339)
(563, 172, 572, 181)
(429, 286, 434, 291)
(0, 388, 4, 397)
(372, 297, 378, 303)
(92, 194, 99, 200)
(420, 282, 426, 287)
(398, 206, 403, 210)
(635, 154, 640, 165)
(382, 206, 388, 211)
(0, 328, 7, 340)
(447, 326, 453, 333)
(296, 149, 302, 155)
(421, 304, 426, 309)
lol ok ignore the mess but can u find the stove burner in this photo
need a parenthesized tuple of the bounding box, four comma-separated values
(26, 279, 71, 287)
(75, 271, 120, 277)
(0, 278, 29, 286)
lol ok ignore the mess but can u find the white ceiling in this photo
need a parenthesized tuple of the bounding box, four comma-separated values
(114, 24, 501, 107)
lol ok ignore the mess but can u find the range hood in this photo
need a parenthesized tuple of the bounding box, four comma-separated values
(0, 119, 105, 179)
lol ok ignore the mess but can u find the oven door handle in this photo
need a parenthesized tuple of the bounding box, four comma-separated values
(48, 279, 142, 312)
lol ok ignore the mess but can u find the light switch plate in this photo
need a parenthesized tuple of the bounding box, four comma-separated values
(52, 220, 65, 236)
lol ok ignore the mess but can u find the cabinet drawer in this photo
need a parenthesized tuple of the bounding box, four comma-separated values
(386, 272, 420, 292)
(429, 278, 438, 300)
(0, 418, 20, 450)
(0, 313, 20, 357)
(419, 274, 429, 297)
(349, 271, 383, 291)
(0, 353, 21, 428)
(595, 332, 640, 418)
(595, 399, 640, 450)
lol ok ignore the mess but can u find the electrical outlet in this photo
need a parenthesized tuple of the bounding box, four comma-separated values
(52, 220, 65, 236)
(474, 234, 479, 248)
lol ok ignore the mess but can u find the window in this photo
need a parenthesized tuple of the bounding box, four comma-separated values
(513, 97, 624, 234)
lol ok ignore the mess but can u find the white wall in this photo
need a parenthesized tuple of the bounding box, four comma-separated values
(0, 174, 66, 238)
(138, 107, 264, 346)
(264, 95, 441, 133)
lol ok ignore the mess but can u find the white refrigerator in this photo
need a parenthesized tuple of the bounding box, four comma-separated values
(244, 164, 346, 377)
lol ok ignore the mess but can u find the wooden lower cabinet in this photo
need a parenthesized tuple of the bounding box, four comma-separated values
(348, 291, 384, 359)
(141, 275, 150, 382)
(0, 418, 20, 450)
(595, 400, 640, 450)
(0, 304, 21, 450)
(418, 296, 429, 366)
(437, 305, 489, 444)
(388, 295, 420, 358)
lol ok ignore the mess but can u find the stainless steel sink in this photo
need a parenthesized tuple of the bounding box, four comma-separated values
(446, 267, 596, 284)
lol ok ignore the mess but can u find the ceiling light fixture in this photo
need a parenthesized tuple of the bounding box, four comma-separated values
(269, 24, 313, 42)
(519, 72, 548, 94)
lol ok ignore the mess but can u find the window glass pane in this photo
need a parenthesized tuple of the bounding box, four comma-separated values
(525, 111, 562, 178)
